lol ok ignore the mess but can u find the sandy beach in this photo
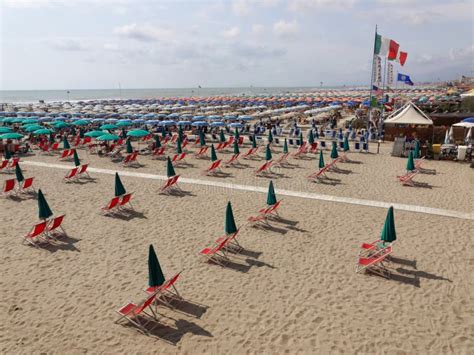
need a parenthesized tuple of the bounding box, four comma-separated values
(1, 141, 473, 354)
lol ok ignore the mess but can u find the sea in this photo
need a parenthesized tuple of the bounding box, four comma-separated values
(0, 87, 337, 104)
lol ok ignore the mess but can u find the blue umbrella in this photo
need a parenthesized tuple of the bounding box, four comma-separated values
(210, 122, 225, 127)
(238, 115, 253, 121)
(177, 121, 191, 126)
(160, 120, 176, 126)
(192, 121, 209, 127)
(229, 123, 244, 128)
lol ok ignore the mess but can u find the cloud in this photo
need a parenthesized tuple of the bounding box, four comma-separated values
(114, 23, 174, 42)
(50, 39, 88, 51)
(449, 45, 474, 62)
(273, 20, 299, 38)
(289, 0, 357, 12)
(221, 27, 241, 39)
(251, 24, 265, 35)
(231, 0, 280, 16)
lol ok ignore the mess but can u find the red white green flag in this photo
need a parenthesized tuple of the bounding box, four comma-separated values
(374, 33, 399, 60)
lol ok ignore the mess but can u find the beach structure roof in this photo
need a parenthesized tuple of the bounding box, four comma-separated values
(384, 102, 433, 126)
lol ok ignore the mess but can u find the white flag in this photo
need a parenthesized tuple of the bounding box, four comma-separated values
(387, 63, 394, 86)
(373, 55, 382, 85)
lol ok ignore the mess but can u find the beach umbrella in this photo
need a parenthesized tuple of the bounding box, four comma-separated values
(100, 124, 117, 130)
(85, 130, 106, 138)
(4, 148, 11, 160)
(176, 137, 183, 154)
(148, 245, 165, 288)
(114, 172, 126, 197)
(267, 181, 277, 206)
(265, 144, 272, 161)
(178, 126, 184, 142)
(318, 150, 325, 169)
(52, 121, 69, 129)
(116, 121, 132, 127)
(73, 119, 89, 126)
(0, 127, 12, 134)
(63, 136, 70, 149)
(126, 139, 133, 154)
(15, 163, 24, 182)
(37, 189, 53, 220)
(343, 136, 350, 152)
(234, 128, 240, 141)
(380, 206, 396, 243)
(127, 129, 148, 138)
(73, 149, 81, 167)
(210, 144, 218, 162)
(233, 139, 240, 155)
(24, 125, 42, 132)
(224, 201, 238, 235)
(268, 130, 273, 144)
(166, 156, 176, 177)
(199, 130, 206, 146)
(283, 138, 288, 154)
(299, 132, 304, 146)
(97, 133, 119, 141)
(252, 134, 257, 149)
(154, 135, 161, 148)
(33, 128, 53, 135)
(219, 129, 226, 143)
(330, 141, 339, 159)
(413, 140, 420, 159)
(406, 151, 415, 172)
(308, 130, 315, 144)
(21, 118, 37, 125)
(161, 128, 167, 138)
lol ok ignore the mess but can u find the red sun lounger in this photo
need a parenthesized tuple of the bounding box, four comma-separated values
(255, 160, 273, 175)
(2, 179, 16, 197)
(242, 147, 258, 159)
(22, 221, 48, 247)
(18, 177, 35, 193)
(356, 245, 393, 277)
(199, 237, 230, 265)
(224, 153, 240, 166)
(194, 146, 209, 158)
(159, 175, 181, 193)
(101, 196, 120, 214)
(115, 293, 158, 333)
(119, 193, 134, 210)
(64, 167, 79, 182)
(47, 214, 67, 239)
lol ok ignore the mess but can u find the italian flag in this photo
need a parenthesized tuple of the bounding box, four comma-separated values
(374, 33, 399, 60)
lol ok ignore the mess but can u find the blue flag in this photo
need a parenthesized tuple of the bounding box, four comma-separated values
(397, 73, 414, 86)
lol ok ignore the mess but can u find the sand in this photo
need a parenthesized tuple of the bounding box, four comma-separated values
(1, 140, 473, 354)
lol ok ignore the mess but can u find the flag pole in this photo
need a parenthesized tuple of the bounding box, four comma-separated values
(367, 24, 378, 133)
(379, 56, 388, 135)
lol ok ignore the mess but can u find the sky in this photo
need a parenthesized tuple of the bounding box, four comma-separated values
(0, 0, 472, 90)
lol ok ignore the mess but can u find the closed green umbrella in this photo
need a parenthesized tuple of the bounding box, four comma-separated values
(126, 139, 133, 154)
(148, 244, 166, 287)
(406, 151, 415, 171)
(73, 149, 81, 167)
(176, 137, 183, 154)
(234, 128, 240, 141)
(199, 130, 206, 146)
(114, 172, 126, 197)
(380, 206, 396, 244)
(4, 148, 11, 160)
(299, 132, 304, 146)
(343, 136, 350, 152)
(161, 128, 167, 138)
(69, 127, 77, 137)
(127, 129, 148, 138)
(15, 163, 24, 182)
(224, 201, 238, 235)
(265, 144, 272, 161)
(219, 129, 226, 143)
(283, 138, 288, 154)
(211, 144, 218, 162)
(413, 140, 420, 159)
(49, 132, 55, 143)
(120, 128, 127, 139)
(63, 136, 70, 149)
(267, 181, 277, 206)
(268, 130, 273, 144)
(318, 150, 325, 169)
(233, 140, 240, 155)
(38, 189, 53, 220)
(0, 132, 23, 140)
(252, 134, 257, 148)
(166, 156, 176, 177)
(84, 130, 105, 138)
(330, 141, 339, 159)
(79, 128, 85, 139)
(308, 130, 315, 144)
(178, 126, 184, 141)
(154, 135, 161, 148)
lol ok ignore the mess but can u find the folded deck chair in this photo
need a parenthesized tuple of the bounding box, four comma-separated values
(64, 167, 79, 182)
(22, 221, 48, 247)
(307, 165, 330, 181)
(359, 240, 394, 257)
(199, 237, 230, 266)
(119, 193, 134, 210)
(415, 157, 425, 170)
(194, 146, 209, 158)
(59, 149, 70, 160)
(204, 160, 222, 175)
(101, 196, 120, 214)
(274, 153, 290, 166)
(172, 153, 186, 164)
(224, 153, 240, 166)
(47, 214, 67, 239)
(2, 178, 16, 197)
(144, 272, 182, 308)
(356, 246, 392, 277)
(159, 175, 181, 193)
(18, 177, 35, 193)
(115, 293, 158, 333)
(397, 171, 419, 187)
(152, 146, 166, 159)
(255, 160, 273, 176)
(215, 228, 242, 251)
(242, 147, 258, 159)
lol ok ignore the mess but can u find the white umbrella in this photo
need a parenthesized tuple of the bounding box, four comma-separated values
(465, 127, 472, 144)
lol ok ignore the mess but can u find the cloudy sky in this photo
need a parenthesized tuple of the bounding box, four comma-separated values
(0, 0, 472, 90)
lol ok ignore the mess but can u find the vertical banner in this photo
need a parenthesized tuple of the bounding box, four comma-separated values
(373, 55, 382, 85)
(387, 63, 394, 86)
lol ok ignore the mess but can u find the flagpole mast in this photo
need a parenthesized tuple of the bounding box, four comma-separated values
(379, 56, 388, 133)
(367, 24, 378, 133)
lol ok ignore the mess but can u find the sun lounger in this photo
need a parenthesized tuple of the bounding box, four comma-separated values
(242, 147, 258, 159)
(307, 165, 330, 181)
(224, 153, 240, 166)
(356, 245, 392, 277)
(397, 171, 419, 186)
(119, 193, 134, 210)
(171, 153, 186, 164)
(115, 293, 158, 333)
(78, 164, 90, 178)
(255, 160, 273, 175)
(214, 228, 242, 251)
(59, 149, 71, 160)
(415, 157, 425, 170)
(64, 167, 79, 182)
(274, 153, 290, 166)
(0, 159, 9, 172)
(21, 221, 48, 247)
(50, 142, 60, 152)
(194, 146, 209, 158)
(8, 158, 20, 171)
(159, 175, 181, 193)
(152, 147, 166, 159)
(204, 160, 222, 175)
(199, 237, 230, 265)
(144, 272, 182, 308)
(309, 142, 318, 153)
(46, 214, 67, 239)
(101, 196, 120, 214)
(293, 143, 308, 158)
(18, 177, 35, 193)
(2, 178, 16, 196)
(359, 240, 394, 257)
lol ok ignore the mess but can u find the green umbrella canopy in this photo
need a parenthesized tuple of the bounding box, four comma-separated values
(0, 127, 13, 133)
(73, 149, 81, 167)
(2, 117, 16, 123)
(154, 135, 161, 148)
(97, 133, 119, 141)
(233, 140, 240, 155)
(15, 163, 24, 182)
(308, 130, 315, 144)
(299, 132, 304, 146)
(116, 121, 132, 127)
(380, 206, 397, 243)
(343, 136, 350, 152)
(126, 139, 133, 154)
(73, 120, 89, 126)
(127, 129, 149, 137)
(210, 144, 218, 162)
(63, 136, 71, 149)
(11, 118, 24, 123)
(176, 137, 183, 154)
(52, 121, 69, 129)
(413, 141, 420, 159)
(406, 151, 415, 171)
(267, 180, 277, 205)
(148, 245, 166, 287)
(283, 138, 288, 154)
(21, 119, 38, 125)
(318, 150, 325, 169)
(38, 189, 53, 220)
(224, 201, 238, 235)
(0, 132, 23, 140)
(265, 144, 272, 161)
(100, 124, 118, 130)
(268, 130, 273, 143)
(199, 130, 206, 146)
(166, 156, 176, 177)
(85, 130, 106, 138)
(219, 129, 226, 143)
(33, 128, 53, 135)
(252, 134, 257, 148)
(114, 172, 126, 197)
(330, 141, 339, 159)
(24, 125, 43, 132)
